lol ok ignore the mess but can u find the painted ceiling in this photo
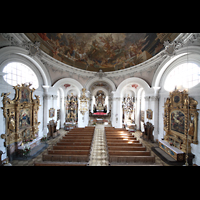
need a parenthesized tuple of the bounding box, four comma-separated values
(25, 33, 179, 72)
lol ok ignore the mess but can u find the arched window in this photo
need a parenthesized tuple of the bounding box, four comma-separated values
(3, 62, 39, 89)
(164, 63, 200, 91)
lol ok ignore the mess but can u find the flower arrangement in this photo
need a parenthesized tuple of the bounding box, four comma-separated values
(41, 136, 47, 142)
(23, 143, 31, 156)
(169, 142, 173, 146)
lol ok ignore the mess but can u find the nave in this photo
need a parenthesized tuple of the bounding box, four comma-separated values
(10, 125, 168, 166)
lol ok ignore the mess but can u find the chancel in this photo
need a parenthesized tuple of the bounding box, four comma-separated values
(0, 33, 200, 166)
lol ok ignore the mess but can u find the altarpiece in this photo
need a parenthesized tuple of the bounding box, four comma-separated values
(161, 89, 199, 161)
(1, 83, 41, 159)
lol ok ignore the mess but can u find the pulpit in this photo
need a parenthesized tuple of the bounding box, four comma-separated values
(47, 120, 58, 138)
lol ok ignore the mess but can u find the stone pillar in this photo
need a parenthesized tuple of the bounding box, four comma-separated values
(112, 96, 122, 128)
(150, 96, 159, 142)
(60, 97, 65, 129)
(42, 85, 50, 136)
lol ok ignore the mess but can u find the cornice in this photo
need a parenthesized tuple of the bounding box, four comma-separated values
(1, 33, 196, 79)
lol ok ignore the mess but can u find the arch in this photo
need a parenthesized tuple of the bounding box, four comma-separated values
(91, 87, 109, 97)
(51, 77, 83, 95)
(85, 76, 116, 92)
(115, 77, 153, 97)
(0, 46, 51, 87)
(152, 45, 200, 88)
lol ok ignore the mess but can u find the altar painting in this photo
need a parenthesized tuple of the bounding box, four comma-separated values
(171, 110, 185, 134)
(19, 108, 31, 129)
(20, 88, 30, 103)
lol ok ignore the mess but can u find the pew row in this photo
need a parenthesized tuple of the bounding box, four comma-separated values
(105, 128, 155, 165)
(34, 126, 95, 166)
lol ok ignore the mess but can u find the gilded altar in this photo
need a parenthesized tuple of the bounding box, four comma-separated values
(1, 83, 41, 157)
(162, 89, 199, 161)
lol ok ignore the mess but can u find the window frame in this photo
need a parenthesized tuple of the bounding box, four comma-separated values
(3, 62, 39, 89)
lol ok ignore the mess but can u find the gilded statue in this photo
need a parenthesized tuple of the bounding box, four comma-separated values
(8, 112, 15, 132)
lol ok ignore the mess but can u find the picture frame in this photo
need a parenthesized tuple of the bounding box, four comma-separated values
(49, 108, 55, 118)
(141, 110, 144, 122)
(146, 109, 153, 120)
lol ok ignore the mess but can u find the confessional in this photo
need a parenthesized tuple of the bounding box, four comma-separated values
(47, 120, 58, 138)
(142, 122, 154, 142)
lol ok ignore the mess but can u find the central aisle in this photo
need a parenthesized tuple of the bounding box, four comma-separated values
(88, 124, 109, 166)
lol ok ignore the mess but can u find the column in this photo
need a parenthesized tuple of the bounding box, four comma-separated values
(150, 95, 159, 142)
(42, 85, 50, 136)
(112, 97, 122, 128)
(60, 96, 65, 129)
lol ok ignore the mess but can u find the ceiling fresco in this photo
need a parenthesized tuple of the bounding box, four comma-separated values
(25, 33, 179, 72)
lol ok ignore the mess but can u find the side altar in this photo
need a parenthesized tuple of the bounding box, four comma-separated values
(160, 89, 199, 163)
(1, 83, 41, 161)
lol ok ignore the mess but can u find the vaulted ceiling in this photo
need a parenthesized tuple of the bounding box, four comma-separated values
(25, 33, 180, 72)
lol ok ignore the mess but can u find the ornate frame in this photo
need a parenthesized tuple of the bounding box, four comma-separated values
(163, 89, 199, 153)
(1, 83, 41, 147)
(146, 109, 153, 120)
(49, 108, 55, 118)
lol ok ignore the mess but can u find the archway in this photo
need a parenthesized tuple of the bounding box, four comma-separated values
(113, 77, 153, 128)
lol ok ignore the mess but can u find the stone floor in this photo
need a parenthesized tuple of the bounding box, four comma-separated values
(88, 124, 109, 166)
(10, 127, 169, 166)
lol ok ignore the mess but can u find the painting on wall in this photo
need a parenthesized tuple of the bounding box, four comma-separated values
(20, 88, 30, 103)
(146, 109, 153, 120)
(25, 33, 179, 72)
(141, 111, 144, 122)
(49, 108, 55, 118)
(171, 110, 185, 134)
(19, 108, 31, 129)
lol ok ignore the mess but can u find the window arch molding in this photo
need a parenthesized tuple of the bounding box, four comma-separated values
(0, 46, 51, 87)
(0, 57, 43, 89)
(152, 45, 200, 89)
(159, 53, 200, 92)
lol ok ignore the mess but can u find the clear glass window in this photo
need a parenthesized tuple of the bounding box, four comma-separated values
(3, 62, 39, 89)
(164, 63, 200, 91)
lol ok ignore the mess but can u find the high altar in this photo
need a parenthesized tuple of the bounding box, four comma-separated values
(1, 83, 41, 161)
(160, 89, 199, 162)
(93, 90, 107, 112)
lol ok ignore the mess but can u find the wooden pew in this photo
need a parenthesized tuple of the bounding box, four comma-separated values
(57, 142, 91, 146)
(34, 162, 87, 166)
(108, 146, 146, 151)
(35, 126, 94, 166)
(47, 150, 90, 155)
(42, 153, 89, 162)
(53, 145, 90, 151)
(105, 128, 155, 165)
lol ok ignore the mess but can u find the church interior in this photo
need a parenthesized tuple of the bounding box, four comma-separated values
(0, 33, 200, 166)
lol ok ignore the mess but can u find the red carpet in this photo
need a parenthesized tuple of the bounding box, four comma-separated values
(93, 112, 107, 115)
